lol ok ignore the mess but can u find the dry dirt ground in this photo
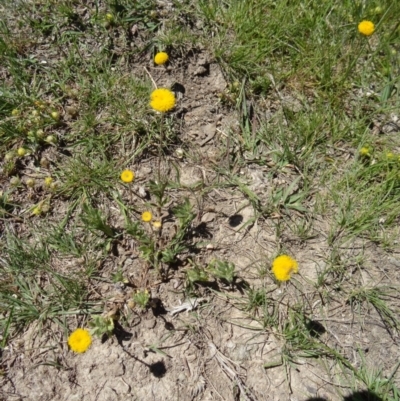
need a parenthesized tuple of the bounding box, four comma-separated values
(1, 2, 400, 401)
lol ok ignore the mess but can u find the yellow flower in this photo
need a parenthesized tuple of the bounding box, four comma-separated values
(51, 111, 60, 121)
(359, 147, 371, 157)
(120, 169, 135, 183)
(358, 20, 375, 36)
(105, 13, 114, 22)
(32, 206, 42, 216)
(17, 148, 27, 157)
(272, 255, 298, 282)
(154, 52, 169, 65)
(141, 211, 152, 222)
(152, 221, 162, 230)
(44, 177, 53, 187)
(150, 88, 176, 112)
(68, 328, 92, 353)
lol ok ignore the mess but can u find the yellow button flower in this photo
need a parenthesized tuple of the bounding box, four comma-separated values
(358, 20, 375, 36)
(17, 148, 27, 157)
(44, 177, 53, 187)
(154, 52, 169, 65)
(68, 328, 92, 353)
(141, 211, 152, 222)
(272, 255, 298, 282)
(150, 88, 176, 112)
(152, 221, 162, 230)
(120, 169, 135, 183)
(359, 147, 371, 157)
(32, 206, 42, 216)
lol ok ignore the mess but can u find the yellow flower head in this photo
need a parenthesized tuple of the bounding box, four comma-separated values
(44, 177, 53, 187)
(386, 152, 395, 160)
(120, 169, 135, 183)
(272, 255, 298, 282)
(154, 52, 169, 65)
(141, 211, 152, 222)
(152, 220, 162, 230)
(68, 328, 92, 353)
(358, 20, 375, 36)
(32, 206, 42, 216)
(359, 147, 371, 157)
(17, 147, 27, 157)
(106, 13, 114, 22)
(150, 88, 176, 113)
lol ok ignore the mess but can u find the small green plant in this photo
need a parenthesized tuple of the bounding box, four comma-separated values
(132, 289, 151, 310)
(148, 179, 169, 208)
(244, 287, 267, 312)
(185, 264, 209, 291)
(207, 259, 236, 284)
(81, 203, 115, 238)
(89, 315, 115, 338)
(111, 268, 125, 284)
(347, 287, 399, 331)
(0, 191, 15, 217)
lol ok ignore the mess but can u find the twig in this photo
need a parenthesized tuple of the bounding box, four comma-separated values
(144, 66, 157, 89)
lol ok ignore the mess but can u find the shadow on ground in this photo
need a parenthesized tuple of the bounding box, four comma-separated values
(306, 390, 382, 401)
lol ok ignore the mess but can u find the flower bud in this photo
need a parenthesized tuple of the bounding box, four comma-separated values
(5, 152, 14, 161)
(44, 177, 53, 187)
(32, 207, 41, 216)
(50, 111, 60, 121)
(36, 129, 45, 139)
(26, 178, 36, 188)
(40, 158, 50, 168)
(10, 176, 20, 186)
(46, 135, 57, 144)
(175, 148, 184, 159)
(106, 13, 114, 22)
(17, 147, 27, 157)
(152, 221, 162, 230)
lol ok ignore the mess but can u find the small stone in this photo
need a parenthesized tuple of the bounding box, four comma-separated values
(137, 186, 147, 198)
(201, 212, 216, 223)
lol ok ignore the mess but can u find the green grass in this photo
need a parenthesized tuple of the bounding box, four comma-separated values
(1, 0, 400, 398)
